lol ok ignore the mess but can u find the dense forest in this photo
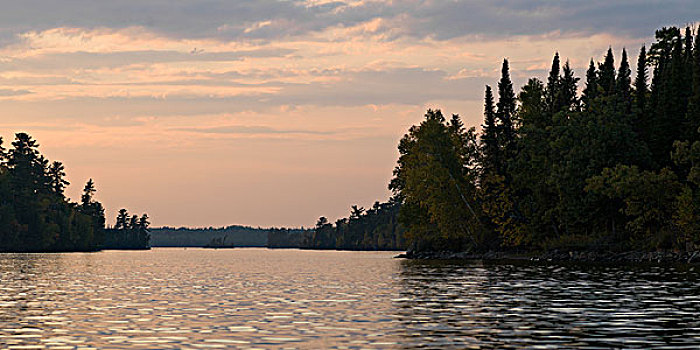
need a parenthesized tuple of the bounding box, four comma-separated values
(307, 201, 405, 250)
(393, 26, 700, 254)
(0, 133, 106, 252)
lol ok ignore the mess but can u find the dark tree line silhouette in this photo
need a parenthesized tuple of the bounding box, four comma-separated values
(0, 132, 149, 252)
(0, 133, 105, 252)
(391, 26, 700, 253)
(104, 209, 150, 249)
(307, 200, 404, 250)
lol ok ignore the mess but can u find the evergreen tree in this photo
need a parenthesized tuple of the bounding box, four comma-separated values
(496, 59, 517, 166)
(81, 179, 96, 207)
(616, 48, 632, 113)
(558, 60, 580, 112)
(480, 85, 499, 175)
(599, 48, 616, 95)
(115, 208, 129, 230)
(582, 59, 598, 109)
(688, 30, 700, 137)
(48, 161, 69, 195)
(634, 45, 648, 114)
(546, 52, 561, 113)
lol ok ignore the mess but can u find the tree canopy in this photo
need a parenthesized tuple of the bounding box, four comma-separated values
(390, 26, 700, 253)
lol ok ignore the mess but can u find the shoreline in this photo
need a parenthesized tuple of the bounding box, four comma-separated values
(397, 250, 700, 265)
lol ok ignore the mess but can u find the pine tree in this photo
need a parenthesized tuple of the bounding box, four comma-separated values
(81, 179, 96, 206)
(670, 30, 689, 141)
(558, 60, 579, 112)
(616, 48, 632, 113)
(116, 209, 129, 230)
(582, 59, 598, 109)
(480, 85, 499, 175)
(546, 52, 561, 113)
(48, 161, 69, 195)
(687, 30, 700, 140)
(496, 59, 517, 164)
(635, 45, 648, 114)
(684, 26, 694, 74)
(599, 47, 616, 95)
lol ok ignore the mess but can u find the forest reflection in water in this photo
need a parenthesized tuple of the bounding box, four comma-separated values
(1, 249, 699, 349)
(396, 259, 700, 349)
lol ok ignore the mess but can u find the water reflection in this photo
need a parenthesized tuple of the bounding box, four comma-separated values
(1, 250, 699, 349)
(396, 259, 700, 349)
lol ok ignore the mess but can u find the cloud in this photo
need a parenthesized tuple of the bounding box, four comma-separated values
(0, 88, 33, 96)
(1, 45, 295, 71)
(173, 125, 334, 135)
(0, 1, 695, 47)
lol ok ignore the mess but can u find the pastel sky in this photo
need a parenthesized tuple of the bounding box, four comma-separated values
(1, 0, 697, 228)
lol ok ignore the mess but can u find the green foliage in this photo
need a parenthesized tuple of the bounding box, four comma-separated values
(389, 109, 482, 251)
(586, 165, 681, 248)
(390, 26, 700, 253)
(0, 133, 106, 252)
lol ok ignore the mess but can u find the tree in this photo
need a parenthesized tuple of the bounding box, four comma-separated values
(139, 214, 150, 229)
(480, 85, 499, 176)
(316, 216, 329, 228)
(558, 60, 580, 112)
(496, 59, 517, 163)
(634, 45, 648, 115)
(81, 179, 96, 206)
(116, 208, 129, 230)
(687, 32, 700, 139)
(546, 52, 561, 113)
(48, 161, 69, 195)
(599, 47, 616, 95)
(390, 109, 482, 251)
(616, 48, 632, 113)
(582, 59, 598, 109)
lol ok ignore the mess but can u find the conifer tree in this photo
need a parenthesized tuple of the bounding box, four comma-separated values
(496, 59, 516, 164)
(81, 179, 96, 207)
(635, 45, 648, 114)
(687, 31, 700, 140)
(480, 85, 499, 175)
(684, 26, 694, 77)
(558, 60, 579, 112)
(582, 59, 598, 109)
(546, 52, 561, 113)
(616, 48, 632, 113)
(599, 48, 616, 95)
(48, 161, 69, 195)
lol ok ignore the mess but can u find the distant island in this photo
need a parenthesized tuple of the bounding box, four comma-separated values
(149, 205, 405, 251)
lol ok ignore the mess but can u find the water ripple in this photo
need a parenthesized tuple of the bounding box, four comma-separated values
(1, 249, 699, 349)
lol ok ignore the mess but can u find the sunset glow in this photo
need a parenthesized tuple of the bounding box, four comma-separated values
(1, 1, 697, 227)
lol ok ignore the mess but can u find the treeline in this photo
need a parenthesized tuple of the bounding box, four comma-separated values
(104, 209, 150, 249)
(0, 133, 106, 252)
(393, 26, 700, 253)
(150, 225, 270, 247)
(307, 200, 405, 250)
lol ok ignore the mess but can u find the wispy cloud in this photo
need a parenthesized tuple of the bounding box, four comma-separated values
(0, 88, 32, 96)
(173, 125, 335, 135)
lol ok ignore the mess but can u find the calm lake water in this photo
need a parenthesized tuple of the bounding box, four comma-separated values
(1, 248, 699, 349)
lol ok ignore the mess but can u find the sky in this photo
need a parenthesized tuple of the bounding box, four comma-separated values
(0, 0, 698, 228)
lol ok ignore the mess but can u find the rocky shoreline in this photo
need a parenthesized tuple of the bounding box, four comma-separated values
(397, 249, 700, 264)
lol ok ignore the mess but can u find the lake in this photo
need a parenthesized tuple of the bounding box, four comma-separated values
(1, 248, 699, 349)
